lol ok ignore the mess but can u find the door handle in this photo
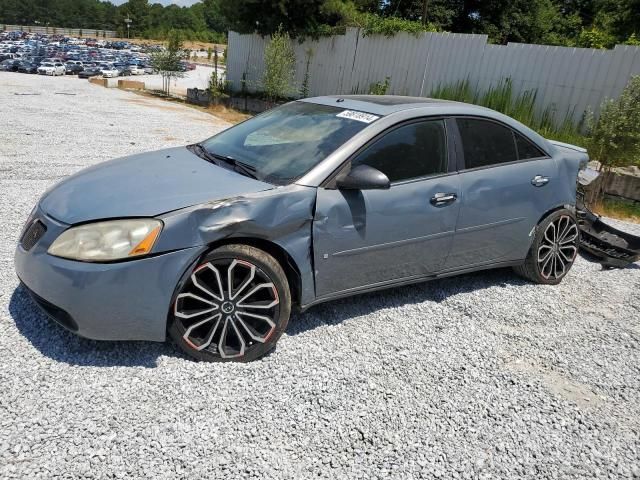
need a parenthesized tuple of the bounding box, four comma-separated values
(531, 175, 550, 187)
(430, 192, 457, 207)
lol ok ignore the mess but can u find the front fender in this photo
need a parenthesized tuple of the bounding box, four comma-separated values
(155, 185, 318, 305)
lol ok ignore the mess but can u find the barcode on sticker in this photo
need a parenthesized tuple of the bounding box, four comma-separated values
(336, 110, 379, 124)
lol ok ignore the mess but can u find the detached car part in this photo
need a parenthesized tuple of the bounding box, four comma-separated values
(576, 168, 640, 268)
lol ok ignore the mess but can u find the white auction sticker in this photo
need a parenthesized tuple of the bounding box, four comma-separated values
(336, 110, 379, 124)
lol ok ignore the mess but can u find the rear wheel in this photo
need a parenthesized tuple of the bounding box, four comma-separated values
(169, 245, 291, 362)
(514, 209, 579, 285)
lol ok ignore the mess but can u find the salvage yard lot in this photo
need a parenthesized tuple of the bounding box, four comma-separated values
(1, 72, 640, 479)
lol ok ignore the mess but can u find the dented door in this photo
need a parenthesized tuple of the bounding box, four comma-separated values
(312, 175, 461, 298)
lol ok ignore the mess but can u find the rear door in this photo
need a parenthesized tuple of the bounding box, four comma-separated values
(444, 117, 558, 270)
(313, 118, 461, 298)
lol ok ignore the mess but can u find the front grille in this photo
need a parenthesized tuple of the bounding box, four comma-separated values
(20, 219, 47, 251)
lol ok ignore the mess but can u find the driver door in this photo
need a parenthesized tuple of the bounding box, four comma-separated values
(312, 118, 461, 298)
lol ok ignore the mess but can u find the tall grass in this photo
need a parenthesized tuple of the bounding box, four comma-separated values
(430, 78, 587, 146)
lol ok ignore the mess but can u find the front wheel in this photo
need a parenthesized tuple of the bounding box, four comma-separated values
(169, 245, 291, 362)
(514, 209, 579, 285)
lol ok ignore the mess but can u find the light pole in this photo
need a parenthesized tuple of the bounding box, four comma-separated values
(124, 16, 132, 39)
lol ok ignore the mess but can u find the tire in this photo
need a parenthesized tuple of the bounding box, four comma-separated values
(513, 209, 579, 285)
(168, 244, 291, 362)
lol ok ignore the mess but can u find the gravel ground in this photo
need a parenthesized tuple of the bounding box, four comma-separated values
(1, 72, 640, 479)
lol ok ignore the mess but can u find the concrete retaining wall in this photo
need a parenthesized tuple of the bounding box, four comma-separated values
(604, 170, 640, 202)
(118, 80, 145, 90)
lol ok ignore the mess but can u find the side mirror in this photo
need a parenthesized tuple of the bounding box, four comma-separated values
(336, 165, 390, 190)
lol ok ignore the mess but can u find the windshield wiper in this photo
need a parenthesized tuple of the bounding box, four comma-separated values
(188, 143, 258, 179)
(215, 155, 259, 180)
(188, 143, 219, 165)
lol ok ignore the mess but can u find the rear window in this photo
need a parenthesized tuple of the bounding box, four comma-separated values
(456, 118, 517, 169)
(515, 132, 546, 159)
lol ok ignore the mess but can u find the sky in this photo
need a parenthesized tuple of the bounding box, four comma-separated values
(109, 0, 200, 6)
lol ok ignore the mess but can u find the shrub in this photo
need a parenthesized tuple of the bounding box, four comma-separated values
(317, 0, 438, 38)
(369, 77, 391, 95)
(587, 76, 640, 170)
(625, 34, 640, 46)
(575, 27, 615, 49)
(262, 26, 296, 101)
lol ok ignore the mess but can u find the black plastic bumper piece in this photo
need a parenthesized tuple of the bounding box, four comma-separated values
(22, 283, 79, 332)
(577, 208, 640, 268)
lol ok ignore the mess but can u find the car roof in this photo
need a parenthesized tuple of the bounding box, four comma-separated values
(300, 94, 553, 154)
(302, 94, 479, 116)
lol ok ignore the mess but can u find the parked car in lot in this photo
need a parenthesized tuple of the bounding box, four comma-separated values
(78, 66, 102, 79)
(101, 64, 119, 78)
(64, 62, 84, 75)
(114, 63, 132, 76)
(0, 58, 20, 71)
(128, 64, 144, 75)
(17, 61, 38, 74)
(1, 31, 159, 80)
(14, 96, 588, 363)
(37, 61, 65, 76)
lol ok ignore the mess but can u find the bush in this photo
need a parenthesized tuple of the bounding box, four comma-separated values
(369, 77, 391, 95)
(262, 26, 296, 101)
(574, 27, 615, 49)
(587, 76, 640, 170)
(316, 0, 438, 38)
(625, 34, 640, 46)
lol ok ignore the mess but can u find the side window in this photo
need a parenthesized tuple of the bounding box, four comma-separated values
(515, 132, 546, 160)
(352, 120, 447, 183)
(456, 118, 517, 169)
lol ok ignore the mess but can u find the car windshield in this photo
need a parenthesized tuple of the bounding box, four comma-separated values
(41, 62, 53, 66)
(201, 102, 376, 184)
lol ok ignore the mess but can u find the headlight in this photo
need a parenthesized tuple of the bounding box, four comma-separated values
(48, 219, 162, 262)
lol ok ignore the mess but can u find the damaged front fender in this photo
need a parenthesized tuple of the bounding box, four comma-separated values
(155, 185, 318, 305)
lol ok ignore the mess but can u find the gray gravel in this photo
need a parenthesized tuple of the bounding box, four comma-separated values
(1, 72, 640, 479)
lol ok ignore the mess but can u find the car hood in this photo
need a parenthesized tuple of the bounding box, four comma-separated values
(40, 146, 274, 224)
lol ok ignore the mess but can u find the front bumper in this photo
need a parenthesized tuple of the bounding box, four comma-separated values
(14, 210, 204, 342)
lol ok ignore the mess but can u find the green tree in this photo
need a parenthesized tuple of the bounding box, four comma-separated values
(262, 26, 296, 100)
(122, 0, 150, 34)
(149, 30, 186, 96)
(202, 0, 229, 32)
(449, 0, 579, 45)
(219, 0, 336, 36)
(593, 0, 640, 41)
(587, 76, 640, 170)
(382, 0, 459, 30)
(575, 26, 616, 48)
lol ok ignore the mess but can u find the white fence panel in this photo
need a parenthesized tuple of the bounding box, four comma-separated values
(227, 28, 640, 125)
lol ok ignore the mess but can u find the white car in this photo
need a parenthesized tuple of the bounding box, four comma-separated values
(37, 62, 66, 76)
(101, 64, 119, 78)
(128, 65, 144, 75)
